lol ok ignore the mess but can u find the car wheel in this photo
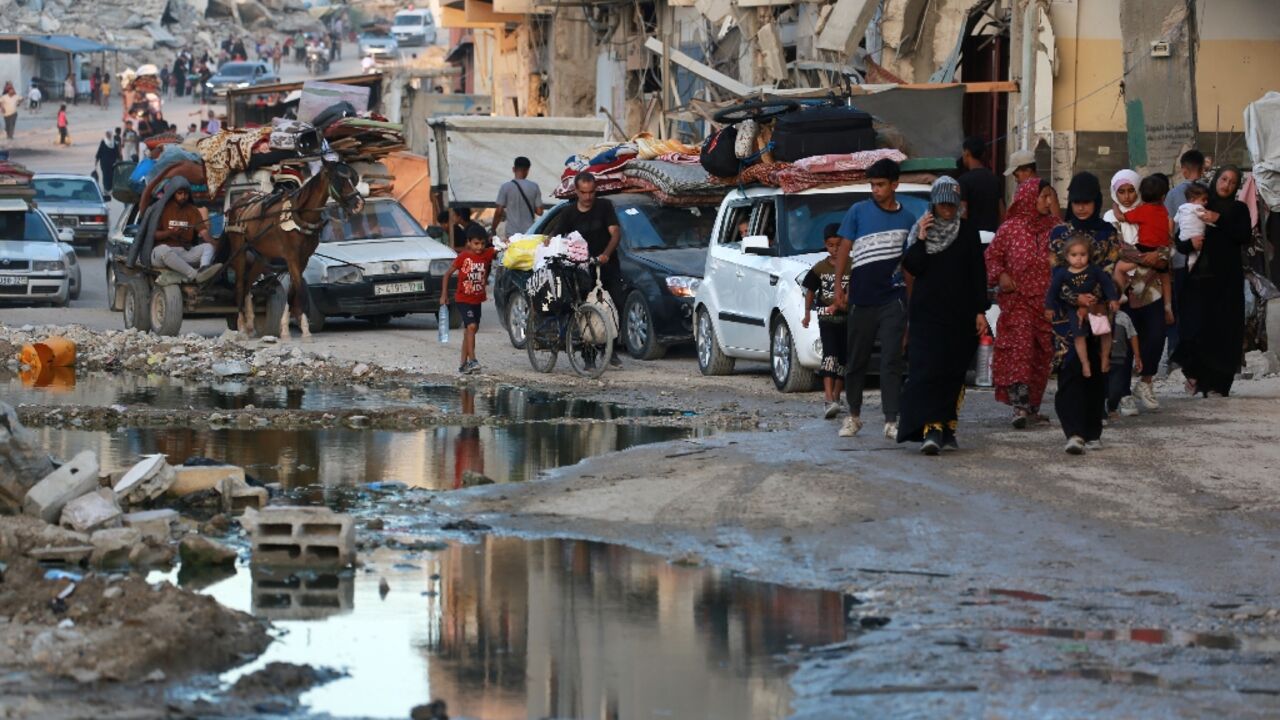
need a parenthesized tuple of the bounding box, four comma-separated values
(255, 280, 289, 337)
(305, 285, 326, 333)
(106, 263, 122, 311)
(505, 290, 529, 349)
(771, 317, 816, 393)
(123, 278, 152, 332)
(623, 291, 666, 360)
(150, 284, 184, 336)
(695, 307, 734, 376)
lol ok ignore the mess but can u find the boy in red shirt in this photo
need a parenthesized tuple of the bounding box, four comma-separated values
(441, 224, 496, 374)
(1113, 175, 1174, 324)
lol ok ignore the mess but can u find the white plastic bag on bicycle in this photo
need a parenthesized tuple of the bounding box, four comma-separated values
(581, 267, 618, 344)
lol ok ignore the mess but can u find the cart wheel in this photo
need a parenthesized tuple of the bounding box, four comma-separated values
(123, 278, 152, 332)
(525, 308, 558, 373)
(713, 99, 800, 125)
(254, 279, 289, 338)
(567, 304, 611, 379)
(150, 284, 184, 336)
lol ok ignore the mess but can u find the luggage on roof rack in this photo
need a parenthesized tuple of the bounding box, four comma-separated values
(771, 106, 877, 162)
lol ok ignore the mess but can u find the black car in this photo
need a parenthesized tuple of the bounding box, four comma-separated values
(494, 194, 718, 360)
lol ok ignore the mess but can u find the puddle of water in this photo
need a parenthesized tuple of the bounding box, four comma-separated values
(156, 537, 851, 719)
(2, 370, 681, 419)
(29, 423, 699, 490)
(1007, 627, 1280, 652)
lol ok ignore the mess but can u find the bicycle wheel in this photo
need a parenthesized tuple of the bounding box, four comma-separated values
(567, 304, 612, 379)
(525, 307, 559, 373)
(712, 98, 800, 124)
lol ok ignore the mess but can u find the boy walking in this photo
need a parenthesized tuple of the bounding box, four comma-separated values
(442, 225, 497, 374)
(831, 158, 918, 440)
(801, 223, 851, 419)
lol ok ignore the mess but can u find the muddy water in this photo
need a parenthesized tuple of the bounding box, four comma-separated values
(169, 537, 851, 719)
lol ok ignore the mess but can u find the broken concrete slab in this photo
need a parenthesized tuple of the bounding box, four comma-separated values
(179, 535, 239, 567)
(28, 545, 94, 566)
(90, 527, 143, 569)
(113, 454, 176, 505)
(23, 451, 100, 524)
(59, 488, 123, 534)
(756, 22, 788, 83)
(122, 509, 179, 543)
(815, 0, 879, 56)
(0, 402, 56, 513)
(169, 464, 244, 498)
(128, 537, 177, 568)
(219, 477, 268, 516)
(252, 507, 355, 568)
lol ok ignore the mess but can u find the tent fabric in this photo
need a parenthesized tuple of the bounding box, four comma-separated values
(1245, 91, 1280, 211)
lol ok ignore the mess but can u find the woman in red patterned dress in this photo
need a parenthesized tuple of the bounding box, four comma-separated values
(985, 178, 1063, 427)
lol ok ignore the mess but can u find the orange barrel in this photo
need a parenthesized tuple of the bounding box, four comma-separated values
(38, 336, 77, 367)
(18, 343, 51, 369)
(20, 364, 75, 390)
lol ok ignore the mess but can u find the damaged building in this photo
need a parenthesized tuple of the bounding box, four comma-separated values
(429, 0, 1278, 184)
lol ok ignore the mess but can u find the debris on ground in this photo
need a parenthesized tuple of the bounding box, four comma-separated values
(229, 662, 345, 699)
(178, 535, 238, 568)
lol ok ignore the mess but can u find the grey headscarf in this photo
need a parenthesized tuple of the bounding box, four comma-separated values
(908, 176, 963, 254)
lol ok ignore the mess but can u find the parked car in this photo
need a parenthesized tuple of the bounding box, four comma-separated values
(493, 194, 719, 358)
(0, 199, 79, 306)
(31, 173, 110, 255)
(693, 183, 930, 392)
(205, 62, 279, 97)
(391, 8, 437, 46)
(358, 29, 399, 58)
(302, 197, 458, 330)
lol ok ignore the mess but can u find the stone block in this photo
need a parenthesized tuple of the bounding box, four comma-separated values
(122, 509, 179, 543)
(170, 464, 244, 498)
(216, 475, 267, 515)
(28, 545, 94, 566)
(113, 455, 176, 505)
(90, 527, 143, 569)
(23, 451, 100, 523)
(59, 488, 122, 534)
(251, 507, 355, 568)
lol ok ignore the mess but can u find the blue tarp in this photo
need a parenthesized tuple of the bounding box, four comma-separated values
(16, 35, 121, 53)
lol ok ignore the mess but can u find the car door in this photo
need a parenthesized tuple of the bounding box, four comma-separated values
(706, 198, 755, 350)
(733, 196, 779, 353)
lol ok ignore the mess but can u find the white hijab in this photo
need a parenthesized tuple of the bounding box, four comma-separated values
(1104, 169, 1142, 246)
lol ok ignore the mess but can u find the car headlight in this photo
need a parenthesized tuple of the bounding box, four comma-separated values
(32, 260, 64, 272)
(429, 259, 452, 276)
(235, 82, 250, 88)
(325, 265, 364, 284)
(665, 275, 700, 298)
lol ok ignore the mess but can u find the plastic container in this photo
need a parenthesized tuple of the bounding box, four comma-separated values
(19, 336, 77, 369)
(438, 304, 450, 343)
(974, 333, 994, 387)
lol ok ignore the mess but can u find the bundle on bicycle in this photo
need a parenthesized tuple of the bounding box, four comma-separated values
(525, 254, 617, 378)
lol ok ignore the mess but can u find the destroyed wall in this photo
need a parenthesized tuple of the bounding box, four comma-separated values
(0, 0, 324, 70)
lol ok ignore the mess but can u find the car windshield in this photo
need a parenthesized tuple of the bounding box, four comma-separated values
(617, 203, 716, 251)
(0, 211, 55, 242)
(219, 64, 255, 77)
(393, 14, 424, 26)
(320, 202, 426, 242)
(779, 191, 929, 256)
(32, 178, 101, 203)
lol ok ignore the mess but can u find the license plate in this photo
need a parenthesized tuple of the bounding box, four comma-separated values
(0, 275, 28, 286)
(374, 280, 425, 296)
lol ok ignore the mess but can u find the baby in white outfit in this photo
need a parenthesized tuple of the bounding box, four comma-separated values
(1175, 183, 1211, 270)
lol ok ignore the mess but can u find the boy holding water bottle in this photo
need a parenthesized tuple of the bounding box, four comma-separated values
(442, 225, 497, 374)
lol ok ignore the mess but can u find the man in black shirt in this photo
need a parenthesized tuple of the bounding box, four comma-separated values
(552, 171, 623, 367)
(449, 207, 484, 251)
(957, 136, 1004, 233)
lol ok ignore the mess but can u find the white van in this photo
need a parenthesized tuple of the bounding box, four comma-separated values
(392, 8, 438, 47)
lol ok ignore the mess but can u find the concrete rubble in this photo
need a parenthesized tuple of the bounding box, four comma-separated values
(23, 450, 99, 524)
(0, 402, 55, 511)
(59, 488, 122, 534)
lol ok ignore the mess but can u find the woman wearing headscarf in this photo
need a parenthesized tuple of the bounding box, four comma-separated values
(986, 178, 1062, 427)
(898, 177, 990, 454)
(1171, 166, 1249, 397)
(95, 131, 119, 193)
(1104, 169, 1169, 410)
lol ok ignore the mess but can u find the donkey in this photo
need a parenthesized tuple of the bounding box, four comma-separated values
(223, 159, 363, 340)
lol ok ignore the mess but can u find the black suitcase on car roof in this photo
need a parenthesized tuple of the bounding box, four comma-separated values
(771, 106, 877, 161)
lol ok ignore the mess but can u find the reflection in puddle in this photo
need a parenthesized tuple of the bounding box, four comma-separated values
(1008, 627, 1280, 652)
(29, 422, 698, 490)
(169, 537, 851, 719)
(1029, 667, 1183, 688)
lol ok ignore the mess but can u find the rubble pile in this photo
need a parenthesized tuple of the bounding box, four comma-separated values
(0, 324, 410, 387)
(0, 0, 324, 68)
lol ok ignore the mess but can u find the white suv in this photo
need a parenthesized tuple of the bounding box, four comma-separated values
(693, 183, 930, 392)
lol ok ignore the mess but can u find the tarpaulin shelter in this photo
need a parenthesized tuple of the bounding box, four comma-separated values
(0, 34, 125, 101)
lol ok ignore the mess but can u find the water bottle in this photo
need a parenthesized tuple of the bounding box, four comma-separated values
(975, 333, 994, 387)
(438, 304, 450, 343)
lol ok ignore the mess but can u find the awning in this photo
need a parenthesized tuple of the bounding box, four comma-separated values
(444, 40, 473, 64)
(15, 34, 123, 53)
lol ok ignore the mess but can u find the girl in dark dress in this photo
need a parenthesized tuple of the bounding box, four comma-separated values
(1171, 166, 1250, 397)
(898, 177, 991, 455)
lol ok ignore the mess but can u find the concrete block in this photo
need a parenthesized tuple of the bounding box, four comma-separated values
(23, 451, 100, 523)
(28, 544, 94, 566)
(251, 569, 355, 620)
(90, 527, 143, 569)
(122, 509, 179, 543)
(216, 475, 267, 515)
(170, 464, 245, 497)
(59, 488, 123, 534)
(113, 455, 176, 505)
(251, 507, 355, 568)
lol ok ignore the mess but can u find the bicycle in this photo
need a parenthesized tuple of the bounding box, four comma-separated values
(524, 257, 615, 378)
